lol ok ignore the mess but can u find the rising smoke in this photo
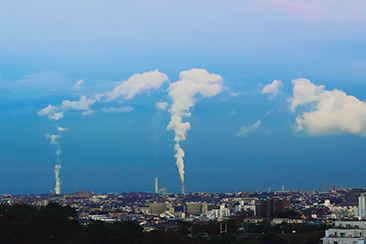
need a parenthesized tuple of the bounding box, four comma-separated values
(54, 163, 61, 195)
(38, 70, 169, 193)
(167, 69, 224, 184)
(46, 128, 67, 194)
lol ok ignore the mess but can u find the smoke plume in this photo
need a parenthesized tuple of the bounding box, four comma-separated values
(167, 69, 224, 183)
(54, 164, 61, 195)
(46, 128, 67, 194)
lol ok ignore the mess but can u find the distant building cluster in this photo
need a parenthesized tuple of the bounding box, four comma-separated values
(3, 187, 366, 242)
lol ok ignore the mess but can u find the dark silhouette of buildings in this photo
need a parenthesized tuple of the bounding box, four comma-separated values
(255, 197, 290, 217)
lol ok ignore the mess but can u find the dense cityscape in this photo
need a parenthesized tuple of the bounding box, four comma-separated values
(3, 185, 366, 243)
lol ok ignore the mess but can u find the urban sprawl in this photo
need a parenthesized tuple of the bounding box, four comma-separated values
(3, 187, 366, 243)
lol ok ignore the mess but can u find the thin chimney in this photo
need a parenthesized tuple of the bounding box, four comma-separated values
(155, 177, 158, 194)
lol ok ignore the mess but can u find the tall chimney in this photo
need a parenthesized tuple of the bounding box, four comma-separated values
(182, 183, 185, 195)
(155, 177, 158, 194)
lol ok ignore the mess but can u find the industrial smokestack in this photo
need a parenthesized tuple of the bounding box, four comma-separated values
(182, 183, 185, 195)
(155, 177, 158, 194)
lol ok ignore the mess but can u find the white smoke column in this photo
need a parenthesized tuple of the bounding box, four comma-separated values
(46, 128, 67, 194)
(54, 163, 61, 195)
(167, 69, 224, 184)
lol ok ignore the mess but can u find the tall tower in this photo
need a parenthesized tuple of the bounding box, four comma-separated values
(182, 183, 185, 195)
(155, 177, 158, 194)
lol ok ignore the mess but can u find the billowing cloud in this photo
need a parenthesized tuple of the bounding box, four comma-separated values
(236, 120, 262, 137)
(156, 101, 169, 111)
(261, 80, 283, 96)
(104, 69, 169, 100)
(290, 78, 366, 135)
(101, 106, 133, 113)
(289, 78, 324, 111)
(38, 70, 168, 120)
(167, 68, 224, 183)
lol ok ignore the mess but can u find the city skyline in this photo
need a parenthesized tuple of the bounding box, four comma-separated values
(1, 1, 366, 194)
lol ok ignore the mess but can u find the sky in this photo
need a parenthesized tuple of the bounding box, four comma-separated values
(1, 0, 366, 194)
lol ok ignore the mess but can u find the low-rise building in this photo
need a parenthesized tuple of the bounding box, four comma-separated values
(234, 198, 257, 215)
(207, 204, 230, 221)
(272, 218, 305, 225)
(322, 221, 366, 244)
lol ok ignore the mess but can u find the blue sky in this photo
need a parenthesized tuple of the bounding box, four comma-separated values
(1, 0, 366, 194)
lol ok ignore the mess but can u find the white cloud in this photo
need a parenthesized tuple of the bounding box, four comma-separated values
(236, 120, 262, 137)
(57, 126, 68, 132)
(105, 69, 169, 100)
(38, 96, 95, 120)
(52, 113, 64, 120)
(74, 80, 84, 89)
(61, 96, 96, 111)
(37, 104, 64, 120)
(156, 101, 169, 111)
(38, 70, 169, 120)
(289, 78, 324, 111)
(261, 80, 283, 96)
(101, 106, 134, 113)
(290, 78, 366, 135)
